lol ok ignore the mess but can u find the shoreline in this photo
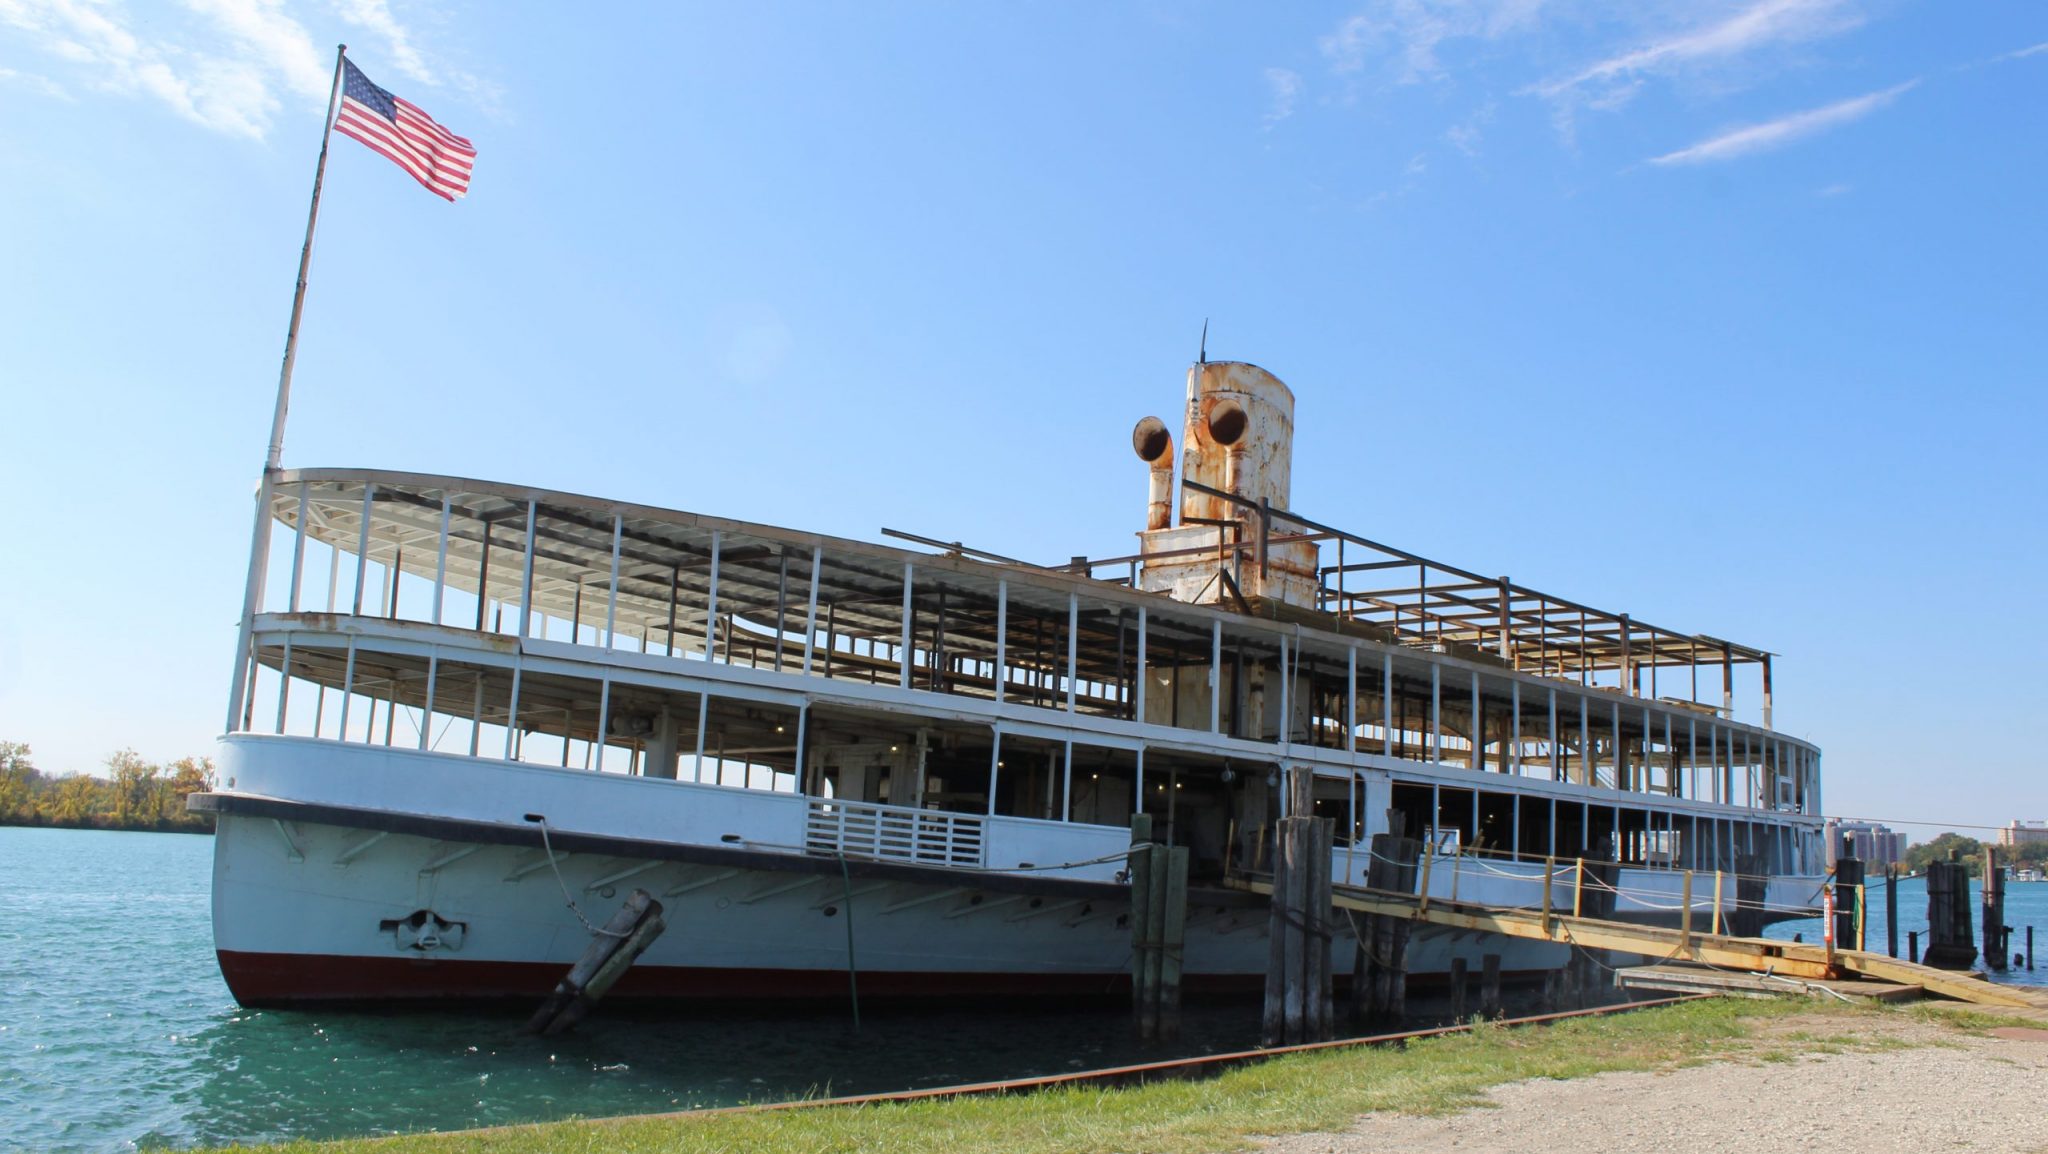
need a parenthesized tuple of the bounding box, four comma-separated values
(0, 818, 213, 835)
(190, 997, 2048, 1154)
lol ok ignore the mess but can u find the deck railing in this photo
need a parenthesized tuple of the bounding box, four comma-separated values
(804, 798, 986, 868)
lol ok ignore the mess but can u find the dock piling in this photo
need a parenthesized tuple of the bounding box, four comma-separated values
(1886, 865, 1899, 959)
(1982, 848, 2007, 973)
(1263, 767, 1332, 1047)
(1481, 953, 1502, 1018)
(1833, 858, 1862, 956)
(1922, 852, 1977, 970)
(1130, 813, 1188, 1041)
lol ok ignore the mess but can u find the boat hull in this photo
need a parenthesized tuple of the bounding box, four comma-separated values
(205, 807, 1570, 1007)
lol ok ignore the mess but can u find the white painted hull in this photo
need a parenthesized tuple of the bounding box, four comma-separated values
(203, 736, 1582, 1004)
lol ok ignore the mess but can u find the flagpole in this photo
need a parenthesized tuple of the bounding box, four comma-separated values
(224, 43, 349, 734)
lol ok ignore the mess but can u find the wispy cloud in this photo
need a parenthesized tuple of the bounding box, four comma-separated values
(0, 64, 71, 99)
(1320, 0, 1548, 84)
(1997, 40, 2048, 63)
(1263, 67, 1302, 127)
(1648, 80, 1915, 166)
(1445, 99, 1496, 157)
(1815, 181, 1852, 196)
(1534, 0, 1861, 102)
(0, 0, 484, 139)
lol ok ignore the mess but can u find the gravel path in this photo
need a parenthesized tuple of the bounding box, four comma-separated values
(1265, 1015, 2048, 1154)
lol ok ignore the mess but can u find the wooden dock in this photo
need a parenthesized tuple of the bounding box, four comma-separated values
(1226, 877, 2048, 1011)
(1613, 963, 1921, 1003)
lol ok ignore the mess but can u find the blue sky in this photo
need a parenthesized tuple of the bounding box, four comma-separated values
(1, 1, 2042, 837)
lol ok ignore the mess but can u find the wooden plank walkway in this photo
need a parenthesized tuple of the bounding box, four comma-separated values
(1225, 878, 2048, 1010)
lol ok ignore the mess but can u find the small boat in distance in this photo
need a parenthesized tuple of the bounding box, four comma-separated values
(194, 359, 1826, 1006)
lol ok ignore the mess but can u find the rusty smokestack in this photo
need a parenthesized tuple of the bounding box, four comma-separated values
(1206, 399, 1247, 498)
(1133, 416, 1174, 531)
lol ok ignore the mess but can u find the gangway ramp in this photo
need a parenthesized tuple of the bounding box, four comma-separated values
(1225, 878, 2047, 1010)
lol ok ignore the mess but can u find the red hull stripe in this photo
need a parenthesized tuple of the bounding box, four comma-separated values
(217, 950, 1554, 1007)
(220, 949, 1171, 1004)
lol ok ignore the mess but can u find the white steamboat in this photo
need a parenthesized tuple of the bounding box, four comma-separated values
(198, 360, 1825, 1005)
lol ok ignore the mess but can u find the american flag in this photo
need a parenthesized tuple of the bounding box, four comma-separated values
(333, 58, 476, 201)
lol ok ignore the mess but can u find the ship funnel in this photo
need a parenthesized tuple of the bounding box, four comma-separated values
(1133, 416, 1174, 531)
(1206, 399, 1248, 497)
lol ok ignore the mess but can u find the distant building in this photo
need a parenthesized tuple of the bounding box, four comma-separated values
(1825, 820, 1905, 869)
(1999, 820, 2048, 849)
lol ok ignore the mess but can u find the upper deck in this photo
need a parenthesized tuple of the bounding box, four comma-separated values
(218, 361, 1820, 879)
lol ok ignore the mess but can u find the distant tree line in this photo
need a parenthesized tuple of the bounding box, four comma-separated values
(0, 742, 215, 833)
(1900, 831, 2045, 877)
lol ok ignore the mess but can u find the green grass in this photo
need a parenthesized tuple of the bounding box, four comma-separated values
(198, 998, 1924, 1154)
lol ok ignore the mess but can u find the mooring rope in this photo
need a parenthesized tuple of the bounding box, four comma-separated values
(527, 816, 629, 938)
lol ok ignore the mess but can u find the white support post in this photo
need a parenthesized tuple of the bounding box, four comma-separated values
(1209, 619, 1222, 734)
(1345, 646, 1357, 755)
(338, 638, 357, 737)
(1547, 686, 1558, 780)
(694, 694, 710, 782)
(1578, 694, 1590, 787)
(1133, 745, 1145, 814)
(1510, 678, 1521, 775)
(419, 648, 438, 751)
(516, 499, 536, 639)
(792, 703, 808, 792)
(469, 673, 483, 757)
(705, 530, 724, 661)
(800, 547, 822, 675)
(1135, 606, 1149, 722)
(288, 482, 309, 613)
(1688, 717, 1698, 801)
(594, 676, 612, 772)
(1469, 669, 1480, 771)
(898, 562, 914, 688)
(994, 579, 1008, 704)
(503, 657, 523, 760)
(1278, 636, 1291, 747)
(1382, 651, 1393, 757)
(1065, 591, 1078, 713)
(274, 637, 293, 734)
(1061, 740, 1073, 822)
(431, 493, 450, 626)
(604, 514, 622, 651)
(1430, 663, 1442, 764)
(351, 485, 374, 615)
(988, 724, 1003, 815)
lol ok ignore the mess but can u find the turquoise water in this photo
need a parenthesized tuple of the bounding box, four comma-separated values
(0, 827, 1275, 1153)
(6, 828, 2043, 1153)
(1763, 870, 2048, 984)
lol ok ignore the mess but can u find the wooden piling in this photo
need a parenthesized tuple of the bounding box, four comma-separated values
(1263, 767, 1333, 1047)
(1354, 812, 1418, 1029)
(1833, 857, 1863, 957)
(1130, 813, 1156, 1037)
(1922, 853, 1977, 970)
(524, 888, 667, 1035)
(1130, 813, 1188, 1041)
(1983, 847, 2008, 973)
(1730, 854, 1768, 939)
(1908, 929, 1920, 965)
(1481, 953, 1502, 1018)
(1449, 956, 1468, 1021)
(2026, 926, 2034, 971)
(1886, 865, 1899, 959)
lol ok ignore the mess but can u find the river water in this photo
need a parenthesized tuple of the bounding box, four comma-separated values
(4, 827, 2043, 1153)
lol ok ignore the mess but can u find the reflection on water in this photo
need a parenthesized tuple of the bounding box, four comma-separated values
(1, 828, 1272, 1152)
(1763, 872, 2048, 987)
(11, 827, 2037, 1153)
